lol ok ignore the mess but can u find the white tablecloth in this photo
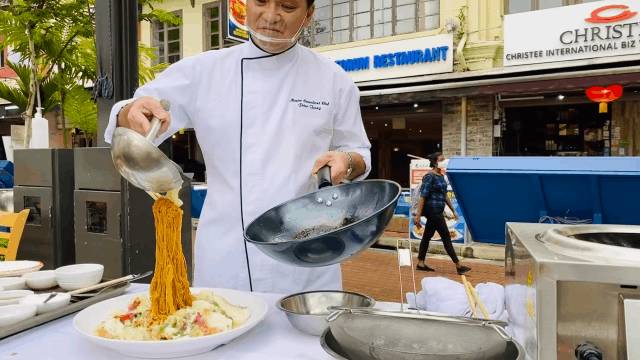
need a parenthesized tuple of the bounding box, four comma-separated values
(0, 284, 400, 360)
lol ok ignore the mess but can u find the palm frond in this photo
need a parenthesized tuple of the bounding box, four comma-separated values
(40, 74, 60, 113)
(6, 60, 32, 95)
(0, 81, 27, 112)
(63, 86, 96, 136)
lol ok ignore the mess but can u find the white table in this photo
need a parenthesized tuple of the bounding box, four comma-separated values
(0, 284, 400, 359)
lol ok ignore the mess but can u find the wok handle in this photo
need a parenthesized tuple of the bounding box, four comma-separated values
(146, 99, 171, 141)
(317, 165, 333, 189)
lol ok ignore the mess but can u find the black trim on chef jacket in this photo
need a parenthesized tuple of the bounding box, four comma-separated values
(240, 40, 298, 292)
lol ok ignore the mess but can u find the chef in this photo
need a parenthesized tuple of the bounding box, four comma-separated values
(105, 0, 371, 293)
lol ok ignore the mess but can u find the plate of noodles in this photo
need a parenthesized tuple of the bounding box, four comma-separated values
(74, 195, 267, 358)
(73, 287, 268, 358)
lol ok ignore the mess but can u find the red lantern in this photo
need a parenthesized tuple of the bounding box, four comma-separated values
(585, 85, 623, 113)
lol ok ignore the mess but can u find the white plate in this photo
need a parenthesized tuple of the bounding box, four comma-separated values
(0, 277, 26, 290)
(73, 287, 268, 358)
(0, 261, 44, 277)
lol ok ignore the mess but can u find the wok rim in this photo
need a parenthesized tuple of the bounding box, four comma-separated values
(243, 179, 402, 247)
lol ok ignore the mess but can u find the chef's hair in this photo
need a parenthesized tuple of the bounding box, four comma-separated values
(307, 0, 314, 7)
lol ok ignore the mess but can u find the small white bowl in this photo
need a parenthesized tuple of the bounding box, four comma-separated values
(22, 270, 57, 290)
(20, 292, 71, 314)
(0, 277, 26, 290)
(0, 290, 35, 306)
(55, 264, 103, 290)
(0, 304, 37, 326)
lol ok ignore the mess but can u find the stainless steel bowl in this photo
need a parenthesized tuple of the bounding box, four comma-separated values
(277, 291, 375, 336)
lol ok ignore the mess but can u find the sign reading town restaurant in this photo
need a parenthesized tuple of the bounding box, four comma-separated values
(504, 0, 640, 66)
(318, 34, 453, 82)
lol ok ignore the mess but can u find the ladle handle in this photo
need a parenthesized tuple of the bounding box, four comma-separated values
(317, 165, 332, 189)
(145, 99, 171, 141)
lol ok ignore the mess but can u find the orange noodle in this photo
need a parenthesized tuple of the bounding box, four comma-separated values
(149, 197, 192, 323)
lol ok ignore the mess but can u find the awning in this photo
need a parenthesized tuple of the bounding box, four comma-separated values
(358, 56, 640, 104)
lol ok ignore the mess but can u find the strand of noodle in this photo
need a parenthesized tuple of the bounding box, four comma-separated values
(149, 198, 192, 323)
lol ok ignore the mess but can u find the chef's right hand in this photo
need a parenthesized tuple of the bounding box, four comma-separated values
(117, 96, 171, 137)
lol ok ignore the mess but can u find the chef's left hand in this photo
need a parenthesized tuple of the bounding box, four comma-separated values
(312, 151, 350, 185)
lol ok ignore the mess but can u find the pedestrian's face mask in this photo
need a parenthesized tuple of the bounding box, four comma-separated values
(437, 159, 449, 170)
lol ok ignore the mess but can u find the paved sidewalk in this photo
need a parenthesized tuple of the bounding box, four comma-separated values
(341, 248, 505, 302)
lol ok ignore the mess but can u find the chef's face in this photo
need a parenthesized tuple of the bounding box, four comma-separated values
(247, 0, 314, 53)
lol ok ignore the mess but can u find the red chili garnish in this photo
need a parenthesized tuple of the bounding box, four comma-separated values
(118, 313, 134, 322)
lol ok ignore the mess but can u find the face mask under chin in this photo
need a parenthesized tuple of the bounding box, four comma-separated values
(250, 35, 295, 54)
(247, 15, 308, 53)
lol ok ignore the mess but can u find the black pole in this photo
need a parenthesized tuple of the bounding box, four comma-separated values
(95, 0, 139, 146)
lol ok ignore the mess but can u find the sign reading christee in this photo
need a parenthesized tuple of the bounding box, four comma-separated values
(504, 0, 640, 66)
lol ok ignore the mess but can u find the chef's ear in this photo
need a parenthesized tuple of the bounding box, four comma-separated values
(304, 5, 314, 27)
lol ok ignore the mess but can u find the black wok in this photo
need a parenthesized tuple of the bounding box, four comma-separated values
(244, 167, 401, 267)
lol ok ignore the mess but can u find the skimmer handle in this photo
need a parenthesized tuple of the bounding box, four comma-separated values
(146, 99, 171, 141)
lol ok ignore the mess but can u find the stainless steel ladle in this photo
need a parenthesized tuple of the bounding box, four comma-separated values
(110, 99, 183, 193)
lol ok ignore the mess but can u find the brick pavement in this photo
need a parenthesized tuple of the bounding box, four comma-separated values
(340, 248, 505, 302)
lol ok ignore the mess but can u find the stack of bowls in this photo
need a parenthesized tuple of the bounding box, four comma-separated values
(54, 264, 104, 291)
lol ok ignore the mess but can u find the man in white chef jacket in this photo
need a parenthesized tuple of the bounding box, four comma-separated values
(105, 0, 371, 294)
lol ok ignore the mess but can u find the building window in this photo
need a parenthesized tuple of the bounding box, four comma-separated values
(353, 0, 371, 41)
(420, 0, 439, 31)
(506, 0, 601, 14)
(203, 2, 239, 50)
(306, 0, 331, 47)
(333, 0, 352, 43)
(301, 0, 439, 47)
(373, 0, 392, 38)
(152, 11, 182, 64)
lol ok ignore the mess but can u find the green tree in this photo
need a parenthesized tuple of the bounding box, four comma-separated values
(0, 0, 182, 147)
(0, 0, 95, 147)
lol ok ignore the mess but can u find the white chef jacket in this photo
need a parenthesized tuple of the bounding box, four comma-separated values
(105, 40, 371, 294)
